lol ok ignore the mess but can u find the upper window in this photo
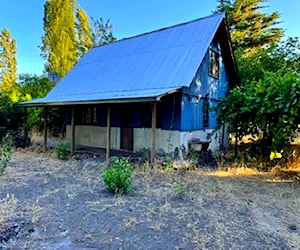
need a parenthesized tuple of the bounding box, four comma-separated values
(209, 49, 219, 78)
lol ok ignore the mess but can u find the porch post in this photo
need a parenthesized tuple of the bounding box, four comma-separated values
(43, 107, 48, 152)
(106, 105, 111, 162)
(24, 107, 28, 147)
(71, 106, 75, 156)
(151, 102, 157, 164)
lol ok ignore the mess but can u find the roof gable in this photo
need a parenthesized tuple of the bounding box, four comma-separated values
(22, 13, 235, 106)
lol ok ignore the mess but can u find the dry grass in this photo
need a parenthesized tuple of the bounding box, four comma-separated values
(1, 149, 300, 249)
(0, 194, 17, 225)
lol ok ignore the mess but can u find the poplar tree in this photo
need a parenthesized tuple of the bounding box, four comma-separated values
(41, 0, 78, 78)
(0, 29, 18, 102)
(76, 4, 93, 57)
(217, 0, 283, 55)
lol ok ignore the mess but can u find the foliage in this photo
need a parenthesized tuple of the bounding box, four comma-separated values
(91, 18, 116, 47)
(19, 74, 54, 100)
(76, 4, 93, 57)
(0, 95, 24, 139)
(41, 0, 78, 78)
(237, 38, 300, 84)
(0, 28, 19, 102)
(56, 142, 69, 160)
(0, 134, 12, 175)
(18, 74, 62, 134)
(161, 155, 174, 172)
(174, 181, 185, 199)
(216, 71, 300, 157)
(216, 0, 283, 55)
(101, 157, 132, 194)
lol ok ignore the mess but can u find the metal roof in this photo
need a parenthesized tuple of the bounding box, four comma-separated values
(21, 12, 226, 106)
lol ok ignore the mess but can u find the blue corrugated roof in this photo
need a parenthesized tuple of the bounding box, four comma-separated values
(22, 13, 226, 106)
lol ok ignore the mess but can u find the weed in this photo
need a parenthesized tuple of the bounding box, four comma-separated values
(55, 142, 69, 160)
(189, 148, 198, 166)
(161, 155, 174, 172)
(135, 148, 150, 163)
(0, 194, 17, 224)
(101, 157, 132, 194)
(26, 204, 40, 225)
(175, 181, 186, 199)
(0, 134, 12, 175)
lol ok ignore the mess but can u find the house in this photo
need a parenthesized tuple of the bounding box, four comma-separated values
(20, 12, 239, 161)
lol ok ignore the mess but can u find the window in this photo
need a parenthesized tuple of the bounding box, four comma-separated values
(203, 98, 209, 128)
(209, 49, 219, 78)
(80, 106, 97, 124)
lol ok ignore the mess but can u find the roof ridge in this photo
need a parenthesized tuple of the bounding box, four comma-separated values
(93, 12, 225, 49)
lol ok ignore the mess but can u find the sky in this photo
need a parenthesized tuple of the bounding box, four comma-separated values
(0, 0, 299, 76)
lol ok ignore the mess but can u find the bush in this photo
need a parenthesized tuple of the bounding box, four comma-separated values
(0, 134, 12, 175)
(101, 157, 132, 193)
(56, 142, 69, 160)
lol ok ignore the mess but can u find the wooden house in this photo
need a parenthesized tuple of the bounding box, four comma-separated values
(21, 13, 239, 161)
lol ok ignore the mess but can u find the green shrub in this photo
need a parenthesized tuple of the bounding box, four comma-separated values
(0, 134, 12, 175)
(101, 157, 132, 193)
(174, 181, 185, 199)
(56, 142, 69, 160)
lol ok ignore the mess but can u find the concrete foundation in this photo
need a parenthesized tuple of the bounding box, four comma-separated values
(66, 125, 225, 154)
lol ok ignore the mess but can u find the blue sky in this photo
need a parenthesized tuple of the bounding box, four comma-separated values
(0, 0, 299, 76)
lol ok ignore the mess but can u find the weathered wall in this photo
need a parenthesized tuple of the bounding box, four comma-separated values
(66, 125, 223, 154)
(182, 37, 229, 131)
(134, 128, 223, 153)
(66, 125, 120, 150)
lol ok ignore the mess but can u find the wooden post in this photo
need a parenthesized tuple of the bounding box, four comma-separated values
(151, 102, 157, 164)
(43, 107, 48, 152)
(106, 106, 111, 162)
(24, 107, 28, 147)
(71, 106, 75, 156)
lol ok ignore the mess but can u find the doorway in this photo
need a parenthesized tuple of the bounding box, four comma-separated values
(120, 110, 133, 151)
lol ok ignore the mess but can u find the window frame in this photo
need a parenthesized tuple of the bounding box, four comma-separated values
(209, 48, 220, 79)
(202, 97, 210, 128)
(80, 106, 98, 125)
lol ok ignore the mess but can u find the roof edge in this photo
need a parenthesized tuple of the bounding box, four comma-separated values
(92, 12, 226, 50)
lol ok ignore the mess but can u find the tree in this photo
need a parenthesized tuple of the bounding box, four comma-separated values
(41, 0, 78, 78)
(76, 4, 93, 57)
(0, 29, 19, 102)
(216, 0, 283, 55)
(236, 37, 300, 84)
(18, 74, 64, 136)
(91, 18, 116, 47)
(216, 71, 300, 158)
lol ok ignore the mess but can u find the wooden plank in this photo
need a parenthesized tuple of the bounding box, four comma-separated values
(43, 107, 48, 152)
(24, 107, 28, 147)
(106, 106, 111, 162)
(71, 107, 75, 155)
(151, 102, 157, 164)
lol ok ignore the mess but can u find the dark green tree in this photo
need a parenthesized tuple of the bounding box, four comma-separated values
(41, 0, 78, 78)
(216, 71, 300, 157)
(18, 74, 64, 136)
(216, 0, 283, 55)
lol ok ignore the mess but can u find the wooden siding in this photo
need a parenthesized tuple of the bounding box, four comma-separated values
(181, 37, 229, 131)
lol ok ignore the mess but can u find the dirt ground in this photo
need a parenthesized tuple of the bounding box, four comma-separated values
(0, 148, 300, 250)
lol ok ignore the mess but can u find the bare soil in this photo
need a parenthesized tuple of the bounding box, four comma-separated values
(0, 148, 300, 249)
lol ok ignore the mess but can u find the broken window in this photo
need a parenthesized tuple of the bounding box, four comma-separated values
(209, 49, 219, 78)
